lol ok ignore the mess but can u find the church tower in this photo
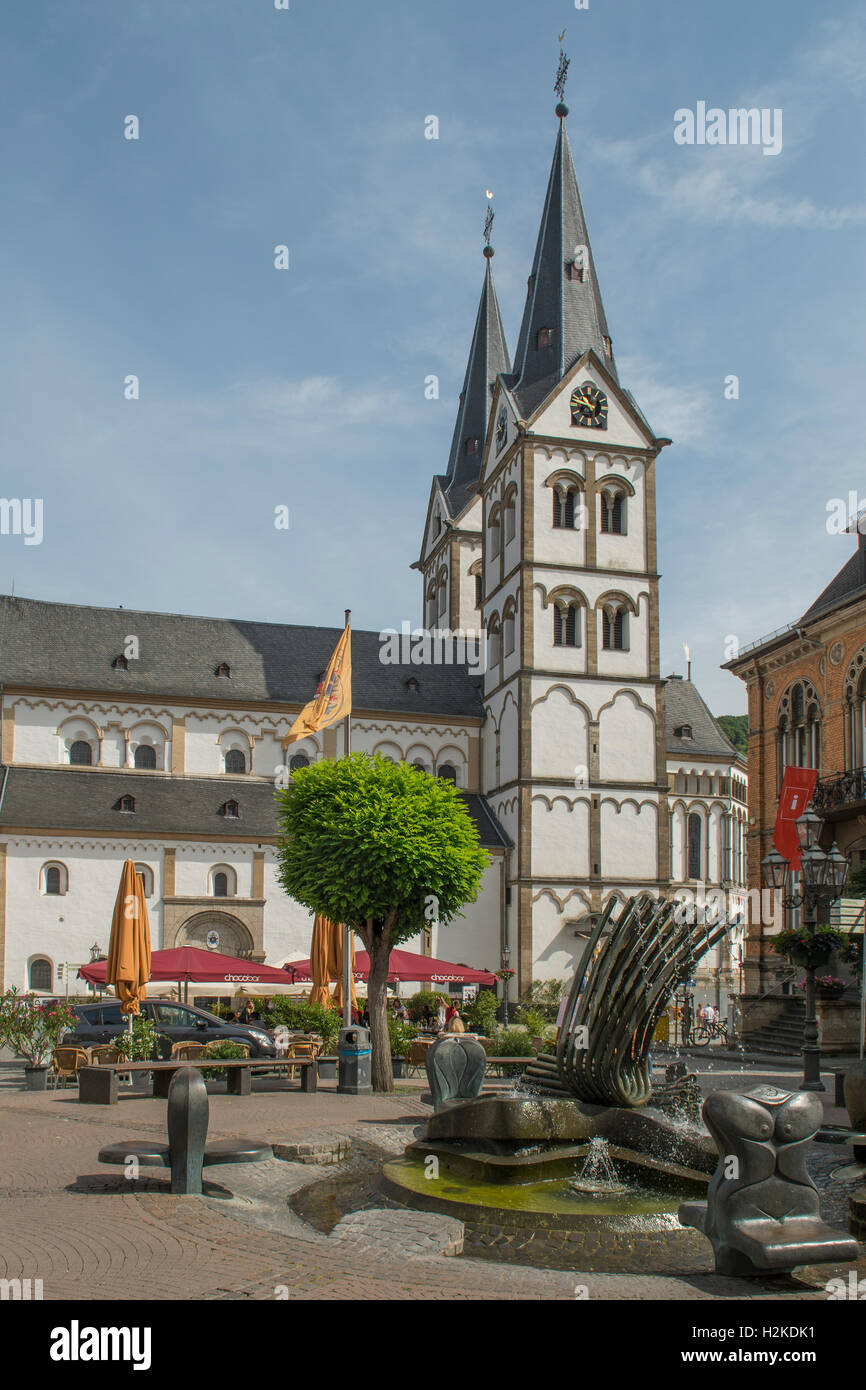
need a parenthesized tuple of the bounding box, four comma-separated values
(416, 226, 510, 637)
(476, 85, 672, 994)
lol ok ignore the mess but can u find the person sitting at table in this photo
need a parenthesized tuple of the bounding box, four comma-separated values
(421, 1004, 434, 1028)
(446, 1007, 465, 1034)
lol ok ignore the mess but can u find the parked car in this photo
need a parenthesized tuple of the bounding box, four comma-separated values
(63, 1000, 277, 1058)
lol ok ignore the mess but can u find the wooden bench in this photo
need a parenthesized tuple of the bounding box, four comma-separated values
(78, 1057, 317, 1105)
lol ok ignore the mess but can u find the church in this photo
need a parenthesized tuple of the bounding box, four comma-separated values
(0, 96, 746, 1009)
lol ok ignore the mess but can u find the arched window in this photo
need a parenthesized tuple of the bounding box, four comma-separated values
(687, 813, 702, 879)
(778, 680, 821, 777)
(553, 602, 580, 647)
(70, 740, 92, 766)
(437, 576, 447, 618)
(134, 863, 154, 897)
(600, 489, 626, 534)
(225, 749, 246, 775)
(536, 326, 552, 350)
(411, 760, 427, 773)
(601, 606, 628, 650)
(438, 764, 457, 783)
(29, 959, 52, 992)
(221, 800, 239, 818)
(488, 509, 501, 559)
(290, 753, 310, 771)
(474, 573, 483, 607)
(487, 621, 501, 670)
(426, 585, 437, 628)
(503, 493, 517, 543)
(552, 487, 578, 529)
(503, 610, 516, 657)
(213, 872, 228, 898)
(45, 866, 62, 895)
(134, 744, 156, 769)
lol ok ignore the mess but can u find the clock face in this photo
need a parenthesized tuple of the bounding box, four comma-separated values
(570, 381, 608, 429)
(496, 408, 508, 450)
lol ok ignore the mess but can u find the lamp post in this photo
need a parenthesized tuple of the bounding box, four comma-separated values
(761, 811, 849, 1092)
(501, 943, 510, 1027)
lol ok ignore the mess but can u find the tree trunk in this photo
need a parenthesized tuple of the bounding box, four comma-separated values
(363, 916, 396, 1093)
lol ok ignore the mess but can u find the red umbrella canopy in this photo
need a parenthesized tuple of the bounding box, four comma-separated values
(79, 946, 296, 988)
(284, 946, 495, 986)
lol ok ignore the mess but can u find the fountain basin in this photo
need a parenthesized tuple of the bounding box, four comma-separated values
(381, 1154, 711, 1272)
(406, 1138, 710, 1195)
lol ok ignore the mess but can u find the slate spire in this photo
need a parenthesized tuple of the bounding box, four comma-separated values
(512, 113, 617, 417)
(443, 230, 511, 516)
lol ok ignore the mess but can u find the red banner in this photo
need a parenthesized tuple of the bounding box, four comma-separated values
(774, 766, 819, 870)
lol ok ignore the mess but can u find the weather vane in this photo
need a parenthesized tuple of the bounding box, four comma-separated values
(554, 48, 570, 102)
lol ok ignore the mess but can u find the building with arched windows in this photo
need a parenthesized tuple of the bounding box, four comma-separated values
(724, 520, 866, 1003)
(0, 94, 743, 1008)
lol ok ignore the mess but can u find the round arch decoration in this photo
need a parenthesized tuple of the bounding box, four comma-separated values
(175, 911, 254, 957)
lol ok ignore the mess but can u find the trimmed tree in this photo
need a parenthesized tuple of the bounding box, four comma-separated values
(275, 752, 488, 1092)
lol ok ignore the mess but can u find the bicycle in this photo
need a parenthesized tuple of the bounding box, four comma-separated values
(693, 1018, 729, 1048)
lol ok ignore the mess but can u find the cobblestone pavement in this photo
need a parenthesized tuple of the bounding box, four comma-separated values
(0, 1079, 863, 1302)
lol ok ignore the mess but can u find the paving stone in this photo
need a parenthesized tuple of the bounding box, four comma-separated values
(331, 1209, 464, 1259)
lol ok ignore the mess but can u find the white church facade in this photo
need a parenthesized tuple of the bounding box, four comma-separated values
(0, 102, 746, 1006)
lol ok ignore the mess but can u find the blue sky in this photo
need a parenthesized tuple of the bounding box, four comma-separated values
(1, 0, 864, 713)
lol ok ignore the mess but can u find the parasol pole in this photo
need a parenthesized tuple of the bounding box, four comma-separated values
(343, 609, 352, 1028)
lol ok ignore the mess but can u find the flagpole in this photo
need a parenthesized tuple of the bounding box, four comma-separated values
(343, 609, 352, 1028)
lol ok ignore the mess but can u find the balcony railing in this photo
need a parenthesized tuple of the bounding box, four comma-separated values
(812, 769, 866, 814)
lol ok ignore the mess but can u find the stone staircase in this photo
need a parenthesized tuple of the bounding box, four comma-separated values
(742, 998, 806, 1056)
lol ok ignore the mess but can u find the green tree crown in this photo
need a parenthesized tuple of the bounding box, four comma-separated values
(275, 753, 489, 944)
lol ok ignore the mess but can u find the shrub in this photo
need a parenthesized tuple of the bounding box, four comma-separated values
(521, 978, 570, 1023)
(111, 1013, 162, 1062)
(406, 990, 449, 1023)
(463, 988, 499, 1034)
(387, 1016, 416, 1057)
(516, 1004, 549, 1038)
(266, 998, 341, 1050)
(202, 1040, 248, 1078)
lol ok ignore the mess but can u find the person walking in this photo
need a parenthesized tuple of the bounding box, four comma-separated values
(435, 999, 447, 1033)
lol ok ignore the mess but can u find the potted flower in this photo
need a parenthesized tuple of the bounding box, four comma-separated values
(387, 1016, 415, 1078)
(771, 925, 847, 970)
(814, 975, 847, 1000)
(0, 989, 79, 1090)
(111, 1013, 164, 1089)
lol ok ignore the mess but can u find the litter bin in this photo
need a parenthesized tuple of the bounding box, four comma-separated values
(337, 1026, 372, 1095)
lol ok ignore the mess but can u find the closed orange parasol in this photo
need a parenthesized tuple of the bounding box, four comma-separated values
(105, 859, 152, 1017)
(307, 914, 333, 1008)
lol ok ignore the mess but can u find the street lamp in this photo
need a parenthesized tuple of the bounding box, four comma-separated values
(501, 942, 510, 1027)
(760, 813, 849, 1092)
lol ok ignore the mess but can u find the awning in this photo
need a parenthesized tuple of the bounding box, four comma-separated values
(284, 946, 496, 986)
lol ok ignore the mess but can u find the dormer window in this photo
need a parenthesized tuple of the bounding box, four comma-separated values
(220, 800, 240, 819)
(405, 677, 420, 693)
(527, 274, 535, 292)
(536, 327, 552, 350)
(603, 335, 613, 358)
(675, 724, 694, 740)
(566, 260, 585, 282)
(116, 795, 135, 814)
(215, 663, 231, 678)
(464, 437, 479, 455)
(111, 654, 128, 671)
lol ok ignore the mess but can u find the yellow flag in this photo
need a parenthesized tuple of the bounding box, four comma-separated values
(283, 620, 352, 747)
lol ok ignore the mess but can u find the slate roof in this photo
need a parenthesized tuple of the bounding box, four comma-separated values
(511, 120, 618, 419)
(800, 536, 866, 623)
(663, 678, 741, 762)
(443, 258, 511, 518)
(0, 768, 510, 848)
(0, 596, 484, 717)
